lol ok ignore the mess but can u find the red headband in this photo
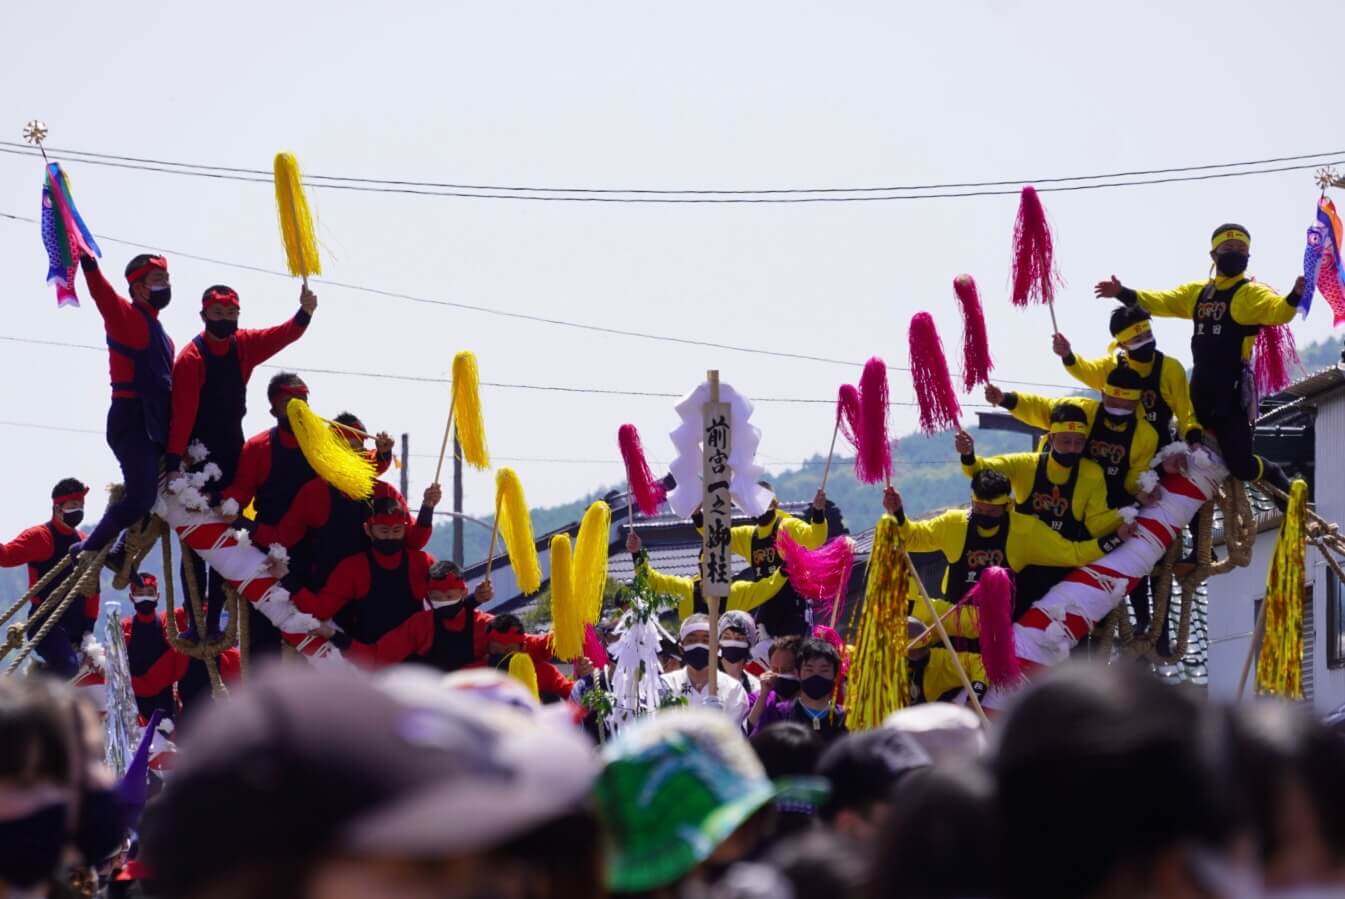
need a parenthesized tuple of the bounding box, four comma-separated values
(125, 256, 167, 285)
(53, 488, 89, 505)
(272, 383, 310, 401)
(490, 629, 526, 647)
(202, 287, 240, 309)
(428, 572, 467, 593)
(369, 506, 406, 528)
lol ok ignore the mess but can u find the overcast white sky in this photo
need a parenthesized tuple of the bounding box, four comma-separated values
(0, 0, 1340, 539)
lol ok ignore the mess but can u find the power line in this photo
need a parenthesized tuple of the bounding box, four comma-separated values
(0, 214, 1082, 390)
(3, 140, 1341, 197)
(1, 144, 1339, 202)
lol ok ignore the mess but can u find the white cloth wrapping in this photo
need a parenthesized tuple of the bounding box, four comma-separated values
(607, 610, 667, 732)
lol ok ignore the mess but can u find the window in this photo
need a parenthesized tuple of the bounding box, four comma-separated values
(1330, 568, 1345, 670)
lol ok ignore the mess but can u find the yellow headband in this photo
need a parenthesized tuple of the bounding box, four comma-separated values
(972, 493, 1012, 506)
(1050, 420, 1090, 435)
(1107, 320, 1153, 352)
(1102, 385, 1142, 401)
(1211, 228, 1250, 250)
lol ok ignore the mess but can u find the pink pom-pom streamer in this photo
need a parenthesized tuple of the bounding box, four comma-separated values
(775, 531, 855, 625)
(835, 383, 862, 452)
(855, 358, 893, 484)
(967, 567, 1020, 688)
(1010, 186, 1062, 307)
(908, 313, 962, 434)
(953, 274, 994, 391)
(1252, 324, 1300, 396)
(617, 424, 667, 516)
(583, 623, 609, 669)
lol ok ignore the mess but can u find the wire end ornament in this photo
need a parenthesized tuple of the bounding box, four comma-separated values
(22, 120, 48, 146)
(1316, 166, 1343, 192)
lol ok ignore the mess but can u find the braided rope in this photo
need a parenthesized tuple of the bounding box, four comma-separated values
(5, 546, 109, 672)
(236, 583, 250, 675)
(0, 553, 71, 629)
(159, 531, 229, 697)
(112, 515, 165, 591)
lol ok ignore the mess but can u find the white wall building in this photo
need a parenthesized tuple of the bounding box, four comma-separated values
(1206, 363, 1345, 714)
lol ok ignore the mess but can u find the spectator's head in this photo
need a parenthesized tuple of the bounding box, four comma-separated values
(870, 763, 998, 899)
(142, 664, 600, 899)
(1109, 303, 1157, 361)
(883, 702, 987, 763)
(199, 284, 241, 339)
(363, 496, 407, 556)
(718, 610, 757, 677)
(657, 633, 683, 673)
(266, 372, 309, 425)
(751, 722, 826, 837)
(485, 614, 527, 666)
(767, 636, 802, 700)
(970, 470, 1012, 523)
(1210, 222, 1251, 276)
(817, 729, 931, 844)
(1047, 402, 1089, 464)
(994, 663, 1252, 899)
(130, 573, 160, 618)
(679, 614, 712, 672)
(50, 477, 88, 530)
(1227, 700, 1345, 890)
(1101, 364, 1143, 416)
(796, 638, 841, 707)
(332, 412, 368, 451)
(426, 561, 469, 610)
(763, 829, 870, 899)
(594, 707, 781, 894)
(124, 254, 170, 307)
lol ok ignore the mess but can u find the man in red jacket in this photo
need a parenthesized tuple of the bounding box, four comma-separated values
(290, 495, 436, 646)
(123, 574, 189, 722)
(479, 614, 575, 703)
(0, 478, 100, 677)
(75, 254, 175, 560)
(165, 284, 316, 638)
(332, 411, 396, 474)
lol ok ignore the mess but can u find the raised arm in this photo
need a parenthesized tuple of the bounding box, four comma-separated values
(0, 526, 55, 568)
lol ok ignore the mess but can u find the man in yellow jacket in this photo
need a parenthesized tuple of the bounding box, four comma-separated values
(625, 531, 788, 622)
(1095, 222, 1301, 490)
(985, 365, 1160, 510)
(1054, 304, 1195, 448)
(953, 404, 1122, 612)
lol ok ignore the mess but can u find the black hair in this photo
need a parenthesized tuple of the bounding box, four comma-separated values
(870, 764, 999, 899)
(1211, 222, 1250, 243)
(0, 677, 74, 786)
(487, 613, 524, 634)
(124, 254, 160, 284)
(333, 412, 364, 430)
(1049, 403, 1088, 425)
(750, 721, 823, 780)
(427, 560, 461, 580)
(769, 635, 802, 660)
(818, 728, 931, 822)
(201, 284, 236, 304)
(266, 372, 306, 404)
(1105, 364, 1143, 391)
(370, 496, 402, 518)
(795, 637, 840, 676)
(1108, 303, 1152, 337)
(51, 477, 87, 500)
(994, 663, 1247, 899)
(757, 480, 773, 491)
(970, 469, 1012, 502)
(765, 828, 870, 898)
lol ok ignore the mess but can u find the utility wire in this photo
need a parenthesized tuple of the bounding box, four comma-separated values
(0, 213, 1082, 390)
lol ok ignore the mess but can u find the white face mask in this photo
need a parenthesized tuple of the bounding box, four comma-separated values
(1103, 404, 1135, 417)
(429, 597, 464, 611)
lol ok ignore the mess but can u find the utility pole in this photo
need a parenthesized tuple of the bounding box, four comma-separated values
(399, 433, 410, 499)
(452, 428, 464, 567)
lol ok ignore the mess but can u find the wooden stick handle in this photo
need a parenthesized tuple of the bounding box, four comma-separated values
(820, 419, 841, 492)
(484, 494, 502, 582)
(434, 398, 456, 485)
(706, 595, 720, 699)
(902, 546, 990, 725)
(1237, 597, 1268, 701)
(1048, 299, 1059, 335)
(909, 597, 971, 651)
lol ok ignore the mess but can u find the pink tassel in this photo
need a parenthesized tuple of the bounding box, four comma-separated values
(617, 424, 667, 516)
(968, 567, 1021, 688)
(1253, 324, 1300, 395)
(1010, 186, 1062, 307)
(835, 383, 862, 453)
(908, 313, 962, 434)
(855, 358, 894, 484)
(954, 274, 994, 391)
(775, 531, 856, 624)
(583, 623, 609, 669)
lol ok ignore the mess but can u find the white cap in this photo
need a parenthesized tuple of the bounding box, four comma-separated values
(882, 702, 987, 762)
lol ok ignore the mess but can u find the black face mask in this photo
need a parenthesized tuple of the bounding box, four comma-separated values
(370, 537, 403, 557)
(683, 646, 711, 671)
(971, 512, 1003, 530)
(1125, 344, 1156, 363)
(0, 802, 67, 888)
(134, 601, 157, 617)
(772, 675, 800, 700)
(74, 786, 127, 865)
(61, 510, 84, 529)
(1215, 252, 1249, 277)
(205, 318, 238, 339)
(721, 645, 751, 665)
(800, 675, 835, 700)
(147, 286, 172, 309)
(1050, 450, 1082, 469)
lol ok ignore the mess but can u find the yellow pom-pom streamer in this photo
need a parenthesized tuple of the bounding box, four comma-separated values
(273, 153, 321, 281)
(549, 534, 585, 660)
(1257, 479, 1308, 699)
(848, 516, 911, 730)
(494, 468, 542, 595)
(452, 351, 490, 471)
(572, 501, 611, 625)
(507, 651, 540, 701)
(286, 400, 376, 501)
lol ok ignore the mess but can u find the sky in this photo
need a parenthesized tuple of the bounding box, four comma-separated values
(0, 0, 1341, 541)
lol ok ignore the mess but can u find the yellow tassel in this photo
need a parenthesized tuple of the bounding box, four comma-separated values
(286, 400, 376, 501)
(572, 501, 611, 625)
(1257, 479, 1308, 699)
(452, 351, 490, 470)
(508, 651, 540, 701)
(273, 153, 321, 278)
(549, 534, 585, 660)
(495, 468, 542, 594)
(848, 516, 911, 730)
(242, 501, 256, 521)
